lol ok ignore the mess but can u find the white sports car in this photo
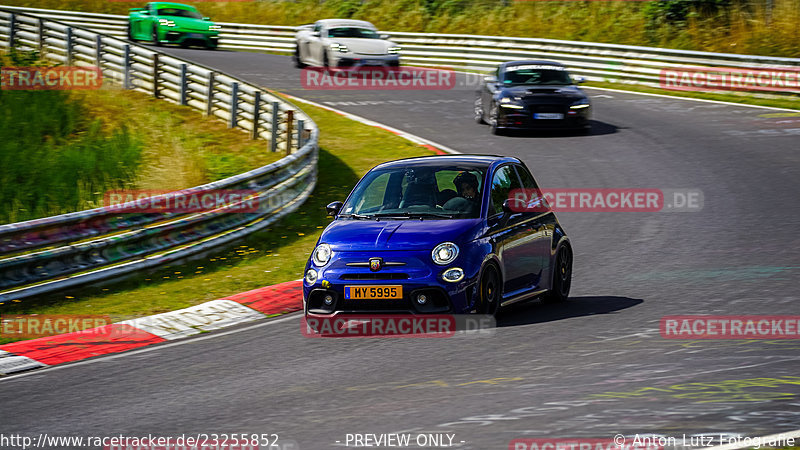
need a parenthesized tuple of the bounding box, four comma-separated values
(294, 19, 401, 69)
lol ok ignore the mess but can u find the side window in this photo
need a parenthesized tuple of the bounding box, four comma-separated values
(490, 166, 522, 216)
(514, 165, 539, 191)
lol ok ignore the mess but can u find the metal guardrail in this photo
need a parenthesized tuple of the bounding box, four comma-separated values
(1, 5, 799, 92)
(0, 8, 319, 302)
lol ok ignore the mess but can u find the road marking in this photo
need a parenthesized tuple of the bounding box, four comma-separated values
(582, 86, 800, 112)
(0, 313, 300, 382)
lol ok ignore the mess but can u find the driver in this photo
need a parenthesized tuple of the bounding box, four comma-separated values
(443, 171, 480, 215)
(454, 171, 479, 201)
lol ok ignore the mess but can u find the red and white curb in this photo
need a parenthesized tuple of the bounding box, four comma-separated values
(0, 280, 302, 375)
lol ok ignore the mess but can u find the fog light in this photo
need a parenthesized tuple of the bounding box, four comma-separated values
(305, 269, 318, 284)
(324, 294, 333, 305)
(442, 267, 465, 283)
(416, 294, 427, 305)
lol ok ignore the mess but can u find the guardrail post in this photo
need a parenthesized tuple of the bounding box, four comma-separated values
(8, 13, 15, 48)
(179, 63, 188, 105)
(65, 27, 73, 66)
(270, 101, 280, 152)
(285, 110, 294, 156)
(297, 119, 305, 149)
(251, 91, 261, 140)
(38, 17, 45, 54)
(123, 44, 131, 89)
(205, 72, 215, 116)
(152, 53, 160, 98)
(94, 34, 102, 70)
(229, 82, 239, 128)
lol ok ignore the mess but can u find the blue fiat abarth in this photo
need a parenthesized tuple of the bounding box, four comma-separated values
(303, 155, 572, 317)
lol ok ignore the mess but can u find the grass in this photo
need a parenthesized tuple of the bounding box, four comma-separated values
(3, 0, 799, 57)
(0, 100, 435, 340)
(0, 52, 283, 224)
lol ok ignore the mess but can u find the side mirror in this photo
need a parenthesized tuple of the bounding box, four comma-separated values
(312, 31, 321, 37)
(326, 201, 343, 217)
(129, 8, 143, 12)
(574, 76, 586, 84)
(380, 34, 390, 40)
(484, 75, 498, 84)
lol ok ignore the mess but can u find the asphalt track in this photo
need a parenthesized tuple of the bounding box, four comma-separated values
(1, 48, 799, 449)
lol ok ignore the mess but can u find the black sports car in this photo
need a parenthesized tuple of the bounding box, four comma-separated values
(474, 60, 591, 135)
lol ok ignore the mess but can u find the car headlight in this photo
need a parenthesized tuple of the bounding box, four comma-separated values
(305, 269, 318, 284)
(387, 46, 401, 55)
(432, 242, 459, 265)
(499, 96, 524, 109)
(158, 19, 176, 27)
(442, 267, 465, 283)
(208, 25, 222, 31)
(312, 243, 332, 266)
(330, 42, 349, 53)
(570, 98, 590, 109)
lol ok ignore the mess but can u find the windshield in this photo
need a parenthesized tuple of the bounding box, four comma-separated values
(341, 166, 486, 219)
(327, 27, 381, 39)
(503, 64, 573, 86)
(157, 8, 203, 19)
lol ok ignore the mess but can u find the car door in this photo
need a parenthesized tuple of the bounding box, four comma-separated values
(511, 163, 551, 291)
(309, 22, 325, 65)
(486, 164, 532, 297)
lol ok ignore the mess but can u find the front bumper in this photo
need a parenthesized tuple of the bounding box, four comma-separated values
(303, 253, 479, 316)
(332, 53, 400, 68)
(497, 104, 591, 130)
(160, 30, 219, 46)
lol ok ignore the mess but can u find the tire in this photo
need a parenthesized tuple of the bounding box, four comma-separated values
(152, 26, 162, 46)
(489, 103, 503, 135)
(544, 244, 572, 303)
(479, 264, 501, 316)
(322, 51, 330, 70)
(474, 97, 485, 124)
(127, 23, 135, 41)
(294, 45, 307, 68)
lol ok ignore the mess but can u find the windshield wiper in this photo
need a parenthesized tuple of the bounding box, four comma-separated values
(371, 211, 455, 220)
(338, 213, 373, 220)
(406, 212, 455, 219)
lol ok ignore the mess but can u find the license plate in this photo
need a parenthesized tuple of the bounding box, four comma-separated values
(345, 285, 403, 300)
(534, 113, 564, 120)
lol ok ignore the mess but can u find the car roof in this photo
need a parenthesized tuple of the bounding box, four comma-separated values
(149, 2, 197, 10)
(501, 60, 565, 69)
(372, 154, 521, 170)
(316, 19, 376, 29)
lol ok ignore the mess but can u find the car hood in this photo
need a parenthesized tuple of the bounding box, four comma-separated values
(321, 218, 482, 251)
(160, 16, 214, 32)
(326, 38, 394, 55)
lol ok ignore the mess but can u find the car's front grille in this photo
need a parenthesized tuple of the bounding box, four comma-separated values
(338, 297, 411, 312)
(527, 104, 566, 113)
(340, 273, 409, 280)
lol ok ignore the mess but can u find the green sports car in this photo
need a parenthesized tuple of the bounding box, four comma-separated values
(128, 2, 220, 49)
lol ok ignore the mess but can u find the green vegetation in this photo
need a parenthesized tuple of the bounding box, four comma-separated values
(0, 100, 435, 331)
(5, 0, 799, 56)
(0, 50, 282, 224)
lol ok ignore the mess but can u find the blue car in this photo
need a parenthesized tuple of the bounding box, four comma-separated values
(303, 155, 572, 317)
